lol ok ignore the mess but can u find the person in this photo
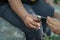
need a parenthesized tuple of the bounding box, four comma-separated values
(47, 16, 60, 35)
(0, 0, 55, 40)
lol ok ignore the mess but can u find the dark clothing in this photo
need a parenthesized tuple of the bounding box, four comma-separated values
(0, 0, 7, 2)
(0, 0, 7, 3)
(0, 0, 54, 40)
(21, 0, 38, 5)
(0, 0, 8, 6)
(0, 0, 38, 5)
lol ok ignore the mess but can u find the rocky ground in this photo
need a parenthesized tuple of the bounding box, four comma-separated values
(0, 18, 26, 40)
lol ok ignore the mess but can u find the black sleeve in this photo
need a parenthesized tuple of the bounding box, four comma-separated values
(21, 0, 39, 5)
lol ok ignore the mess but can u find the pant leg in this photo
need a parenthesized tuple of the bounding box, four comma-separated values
(30, 0, 54, 17)
(0, 4, 36, 40)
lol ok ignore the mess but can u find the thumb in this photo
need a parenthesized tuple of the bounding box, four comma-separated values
(33, 17, 40, 22)
(47, 16, 53, 21)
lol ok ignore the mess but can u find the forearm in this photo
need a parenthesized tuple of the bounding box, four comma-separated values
(8, 0, 30, 19)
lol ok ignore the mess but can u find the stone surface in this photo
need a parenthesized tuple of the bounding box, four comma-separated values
(0, 17, 26, 40)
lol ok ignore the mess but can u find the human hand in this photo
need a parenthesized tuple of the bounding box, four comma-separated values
(22, 14, 41, 30)
(47, 16, 60, 35)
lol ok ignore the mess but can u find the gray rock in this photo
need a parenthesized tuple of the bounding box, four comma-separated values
(0, 17, 26, 40)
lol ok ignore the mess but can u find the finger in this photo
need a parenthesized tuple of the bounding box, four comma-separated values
(47, 16, 58, 26)
(28, 23, 40, 29)
(30, 20, 41, 27)
(33, 17, 40, 22)
(47, 20, 56, 31)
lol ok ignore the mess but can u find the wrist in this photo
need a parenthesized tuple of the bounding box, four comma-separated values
(20, 13, 32, 20)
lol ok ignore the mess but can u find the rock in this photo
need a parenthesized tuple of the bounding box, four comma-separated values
(0, 17, 26, 40)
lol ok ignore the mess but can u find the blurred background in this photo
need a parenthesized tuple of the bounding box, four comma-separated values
(0, 0, 60, 40)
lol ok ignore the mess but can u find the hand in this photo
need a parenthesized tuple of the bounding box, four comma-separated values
(47, 16, 60, 35)
(22, 14, 41, 30)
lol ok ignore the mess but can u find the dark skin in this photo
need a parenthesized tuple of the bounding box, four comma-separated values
(8, 0, 41, 30)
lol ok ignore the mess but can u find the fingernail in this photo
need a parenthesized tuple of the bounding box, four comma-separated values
(38, 23, 40, 27)
(39, 27, 40, 29)
(36, 27, 40, 30)
(47, 16, 50, 18)
(48, 16, 52, 19)
(47, 16, 52, 20)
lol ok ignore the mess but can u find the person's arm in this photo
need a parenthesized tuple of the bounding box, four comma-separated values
(8, 0, 41, 29)
(8, 0, 31, 19)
